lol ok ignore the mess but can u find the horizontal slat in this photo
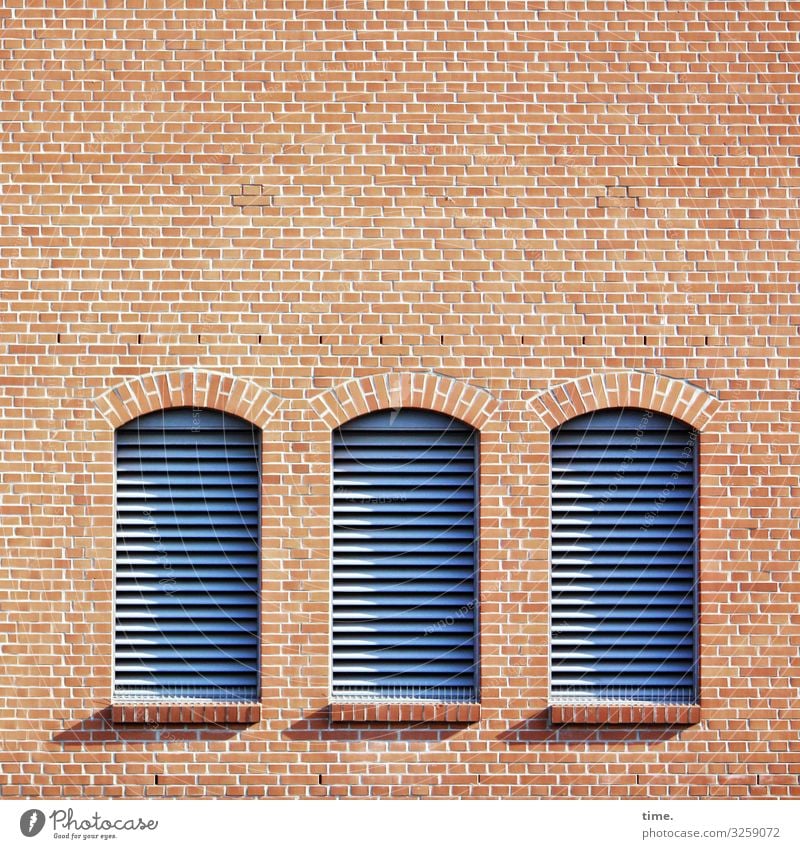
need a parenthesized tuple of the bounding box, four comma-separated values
(334, 505, 473, 518)
(334, 485, 473, 498)
(553, 485, 694, 498)
(335, 542, 474, 553)
(117, 570, 259, 582)
(552, 609, 693, 620)
(552, 463, 693, 474)
(333, 621, 473, 634)
(116, 557, 257, 568)
(554, 501, 692, 512)
(553, 622, 691, 634)
(117, 633, 256, 645)
(334, 556, 473, 568)
(333, 665, 473, 678)
(117, 623, 257, 635)
(116, 675, 256, 685)
(334, 634, 471, 647)
(552, 678, 693, 689)
(334, 568, 472, 581)
(335, 530, 473, 542)
(334, 615, 474, 626)
(116, 657, 257, 670)
(553, 571, 694, 584)
(117, 537, 258, 549)
(552, 585, 693, 597)
(117, 446, 258, 459)
(118, 499, 257, 511)
(116, 646, 257, 659)
(335, 645, 474, 659)
(118, 537, 257, 549)
(552, 438, 691, 451)
(335, 514, 473, 526)
(117, 595, 258, 607)
(553, 660, 692, 673)
(553, 554, 693, 567)
(117, 431, 257, 445)
(553, 665, 692, 679)
(118, 518, 258, 530)
(122, 408, 254, 430)
(332, 676, 475, 687)
(115, 578, 258, 592)
(333, 449, 473, 462)
(117, 460, 258, 473)
(553, 541, 693, 553)
(333, 429, 471, 444)
(117, 485, 258, 499)
(334, 588, 473, 601)
(334, 463, 472, 477)
(552, 448, 691, 461)
(335, 590, 474, 603)
(556, 409, 690, 429)
(553, 517, 693, 528)
(553, 669, 693, 681)
(553, 635, 693, 647)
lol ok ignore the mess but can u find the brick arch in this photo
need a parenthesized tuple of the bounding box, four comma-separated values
(526, 370, 721, 431)
(94, 369, 283, 429)
(309, 371, 500, 430)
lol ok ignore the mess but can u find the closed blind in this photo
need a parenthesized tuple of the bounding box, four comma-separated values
(114, 408, 260, 702)
(332, 409, 477, 702)
(551, 408, 696, 703)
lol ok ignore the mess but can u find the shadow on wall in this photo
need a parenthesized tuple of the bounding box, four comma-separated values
(51, 707, 476, 745)
(282, 708, 472, 743)
(50, 707, 692, 747)
(497, 709, 691, 746)
(51, 707, 249, 746)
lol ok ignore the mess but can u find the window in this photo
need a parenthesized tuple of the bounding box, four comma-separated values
(550, 408, 697, 704)
(114, 408, 260, 702)
(331, 409, 478, 702)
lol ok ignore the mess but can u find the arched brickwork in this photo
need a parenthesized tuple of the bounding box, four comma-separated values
(309, 371, 500, 429)
(94, 369, 282, 429)
(526, 370, 721, 431)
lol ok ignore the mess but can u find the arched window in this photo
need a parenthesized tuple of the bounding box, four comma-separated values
(114, 408, 260, 702)
(550, 408, 697, 703)
(332, 409, 478, 702)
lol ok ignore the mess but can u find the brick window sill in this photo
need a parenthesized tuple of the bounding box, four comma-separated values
(550, 704, 700, 726)
(329, 702, 481, 724)
(111, 703, 261, 725)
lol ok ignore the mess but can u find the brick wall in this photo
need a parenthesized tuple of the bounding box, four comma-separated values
(1, 1, 799, 798)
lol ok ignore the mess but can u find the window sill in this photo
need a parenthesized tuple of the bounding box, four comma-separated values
(549, 703, 700, 726)
(329, 702, 481, 724)
(111, 703, 261, 725)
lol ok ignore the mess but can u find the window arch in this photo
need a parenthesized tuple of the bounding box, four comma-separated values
(550, 408, 697, 703)
(114, 407, 260, 702)
(331, 408, 478, 702)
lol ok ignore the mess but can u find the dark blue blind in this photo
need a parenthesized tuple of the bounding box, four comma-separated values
(332, 409, 477, 702)
(114, 408, 260, 702)
(551, 408, 697, 703)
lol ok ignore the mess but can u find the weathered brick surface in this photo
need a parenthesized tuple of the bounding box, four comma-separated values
(1, 1, 799, 798)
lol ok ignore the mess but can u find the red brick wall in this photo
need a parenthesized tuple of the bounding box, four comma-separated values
(1, 1, 799, 798)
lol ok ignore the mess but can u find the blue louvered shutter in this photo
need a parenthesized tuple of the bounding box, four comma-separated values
(332, 409, 477, 702)
(551, 408, 697, 703)
(114, 408, 260, 701)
